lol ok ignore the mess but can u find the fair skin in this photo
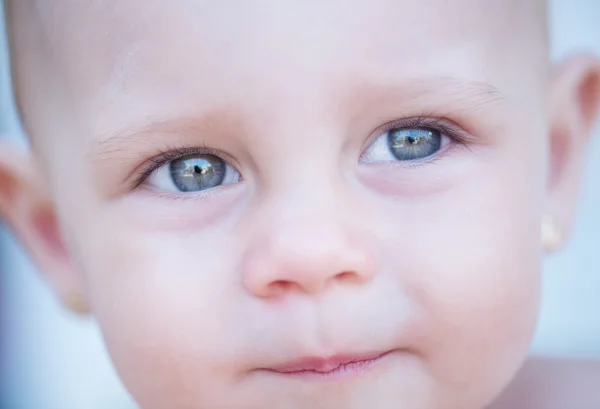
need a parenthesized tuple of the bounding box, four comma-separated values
(490, 358, 600, 409)
(1, 1, 599, 408)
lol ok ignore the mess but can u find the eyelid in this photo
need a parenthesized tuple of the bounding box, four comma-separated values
(135, 183, 228, 202)
(130, 116, 470, 191)
(132, 145, 241, 190)
(360, 115, 471, 160)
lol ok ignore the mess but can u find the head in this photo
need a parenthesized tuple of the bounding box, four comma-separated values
(1, 0, 599, 408)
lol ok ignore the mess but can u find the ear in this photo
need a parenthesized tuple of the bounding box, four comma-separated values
(546, 54, 600, 248)
(0, 140, 90, 315)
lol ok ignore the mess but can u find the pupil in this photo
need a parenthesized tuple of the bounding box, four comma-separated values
(387, 127, 441, 161)
(170, 154, 226, 192)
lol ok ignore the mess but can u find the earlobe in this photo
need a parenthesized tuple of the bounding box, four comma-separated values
(0, 140, 90, 315)
(545, 54, 600, 245)
(541, 214, 563, 253)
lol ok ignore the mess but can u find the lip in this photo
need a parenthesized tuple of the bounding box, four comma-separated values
(265, 350, 395, 379)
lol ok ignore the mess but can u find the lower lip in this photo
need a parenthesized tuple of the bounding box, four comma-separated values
(269, 351, 395, 381)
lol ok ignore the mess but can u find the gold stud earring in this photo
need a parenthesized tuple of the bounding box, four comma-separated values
(541, 214, 563, 253)
(62, 291, 91, 315)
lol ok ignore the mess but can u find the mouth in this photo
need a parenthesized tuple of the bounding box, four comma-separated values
(262, 350, 396, 380)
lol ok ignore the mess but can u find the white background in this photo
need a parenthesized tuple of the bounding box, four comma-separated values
(1, 1, 599, 408)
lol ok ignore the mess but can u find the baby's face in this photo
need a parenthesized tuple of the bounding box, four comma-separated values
(10, 0, 556, 408)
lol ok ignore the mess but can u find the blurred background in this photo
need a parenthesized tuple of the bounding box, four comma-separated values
(1, 1, 599, 408)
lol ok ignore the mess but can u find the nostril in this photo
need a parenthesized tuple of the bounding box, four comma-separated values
(266, 272, 362, 296)
(336, 271, 357, 282)
(269, 280, 296, 295)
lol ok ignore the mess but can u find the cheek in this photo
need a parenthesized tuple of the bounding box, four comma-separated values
(75, 225, 243, 407)
(376, 158, 542, 402)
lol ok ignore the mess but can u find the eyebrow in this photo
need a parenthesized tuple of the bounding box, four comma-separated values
(91, 76, 506, 161)
(91, 108, 242, 162)
(354, 76, 506, 113)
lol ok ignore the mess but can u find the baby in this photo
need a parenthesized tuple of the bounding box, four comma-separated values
(1, 1, 599, 408)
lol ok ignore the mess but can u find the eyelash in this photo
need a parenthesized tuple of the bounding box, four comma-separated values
(359, 115, 471, 167)
(132, 145, 232, 190)
(133, 116, 470, 189)
(370, 116, 468, 150)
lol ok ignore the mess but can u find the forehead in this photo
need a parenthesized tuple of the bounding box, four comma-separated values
(28, 0, 546, 69)
(12, 0, 548, 143)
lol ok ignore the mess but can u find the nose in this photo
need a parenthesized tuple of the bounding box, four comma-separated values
(242, 216, 376, 298)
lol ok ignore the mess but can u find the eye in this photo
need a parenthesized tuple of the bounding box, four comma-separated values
(362, 127, 445, 163)
(145, 154, 241, 193)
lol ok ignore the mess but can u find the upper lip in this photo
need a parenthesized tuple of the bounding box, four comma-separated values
(267, 350, 391, 373)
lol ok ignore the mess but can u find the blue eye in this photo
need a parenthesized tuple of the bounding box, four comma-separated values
(362, 126, 445, 164)
(146, 154, 241, 193)
(388, 128, 441, 161)
(170, 155, 226, 192)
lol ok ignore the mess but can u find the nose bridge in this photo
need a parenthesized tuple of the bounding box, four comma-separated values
(274, 171, 339, 227)
(255, 130, 346, 227)
(259, 151, 355, 246)
(241, 172, 376, 298)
